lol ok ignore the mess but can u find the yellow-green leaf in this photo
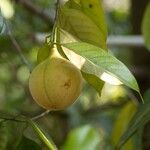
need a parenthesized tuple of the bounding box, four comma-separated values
(111, 101, 137, 149)
(142, 2, 150, 50)
(80, 0, 107, 40)
(59, 7, 107, 49)
(37, 44, 51, 64)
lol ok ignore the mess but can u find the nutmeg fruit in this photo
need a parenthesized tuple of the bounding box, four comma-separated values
(29, 47, 83, 110)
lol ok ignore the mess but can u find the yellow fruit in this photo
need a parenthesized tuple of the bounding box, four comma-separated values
(29, 48, 83, 110)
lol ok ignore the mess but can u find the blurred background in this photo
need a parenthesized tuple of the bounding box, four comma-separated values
(0, 0, 150, 149)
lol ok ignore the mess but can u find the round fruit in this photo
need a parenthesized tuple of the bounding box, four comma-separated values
(29, 48, 83, 110)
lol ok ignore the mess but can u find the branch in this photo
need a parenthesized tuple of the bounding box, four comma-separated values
(5, 21, 32, 71)
(0, 114, 26, 123)
(0, 117, 26, 123)
(14, 0, 54, 26)
(31, 110, 51, 121)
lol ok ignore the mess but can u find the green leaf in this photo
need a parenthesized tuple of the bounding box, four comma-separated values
(142, 2, 150, 50)
(37, 43, 51, 64)
(65, 0, 81, 10)
(58, 28, 78, 44)
(16, 135, 41, 150)
(111, 101, 137, 149)
(29, 120, 57, 150)
(61, 0, 107, 47)
(82, 72, 104, 95)
(117, 90, 150, 148)
(62, 42, 140, 94)
(61, 125, 101, 150)
(59, 8, 107, 49)
(80, 0, 107, 40)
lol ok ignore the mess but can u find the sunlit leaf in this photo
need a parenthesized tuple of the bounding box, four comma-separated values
(59, 8, 106, 49)
(62, 42, 140, 94)
(80, 0, 107, 40)
(61, 125, 101, 150)
(117, 90, 150, 148)
(58, 28, 78, 44)
(16, 135, 41, 150)
(60, 0, 107, 48)
(142, 2, 150, 50)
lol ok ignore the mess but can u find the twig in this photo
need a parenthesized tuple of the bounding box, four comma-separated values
(0, 117, 26, 123)
(56, 0, 60, 18)
(5, 21, 32, 71)
(31, 110, 51, 121)
(14, 0, 54, 26)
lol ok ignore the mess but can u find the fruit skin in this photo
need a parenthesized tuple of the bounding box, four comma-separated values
(29, 48, 83, 110)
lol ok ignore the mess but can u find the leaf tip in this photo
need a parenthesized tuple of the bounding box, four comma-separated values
(139, 93, 144, 104)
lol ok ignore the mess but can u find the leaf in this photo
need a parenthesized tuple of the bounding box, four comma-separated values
(58, 28, 78, 44)
(16, 135, 41, 150)
(142, 2, 150, 50)
(59, 8, 107, 49)
(80, 0, 107, 40)
(62, 42, 140, 94)
(37, 43, 51, 64)
(61, 125, 101, 150)
(82, 72, 104, 95)
(117, 90, 150, 148)
(29, 120, 57, 150)
(65, 0, 81, 10)
(61, 0, 107, 47)
(111, 101, 137, 149)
